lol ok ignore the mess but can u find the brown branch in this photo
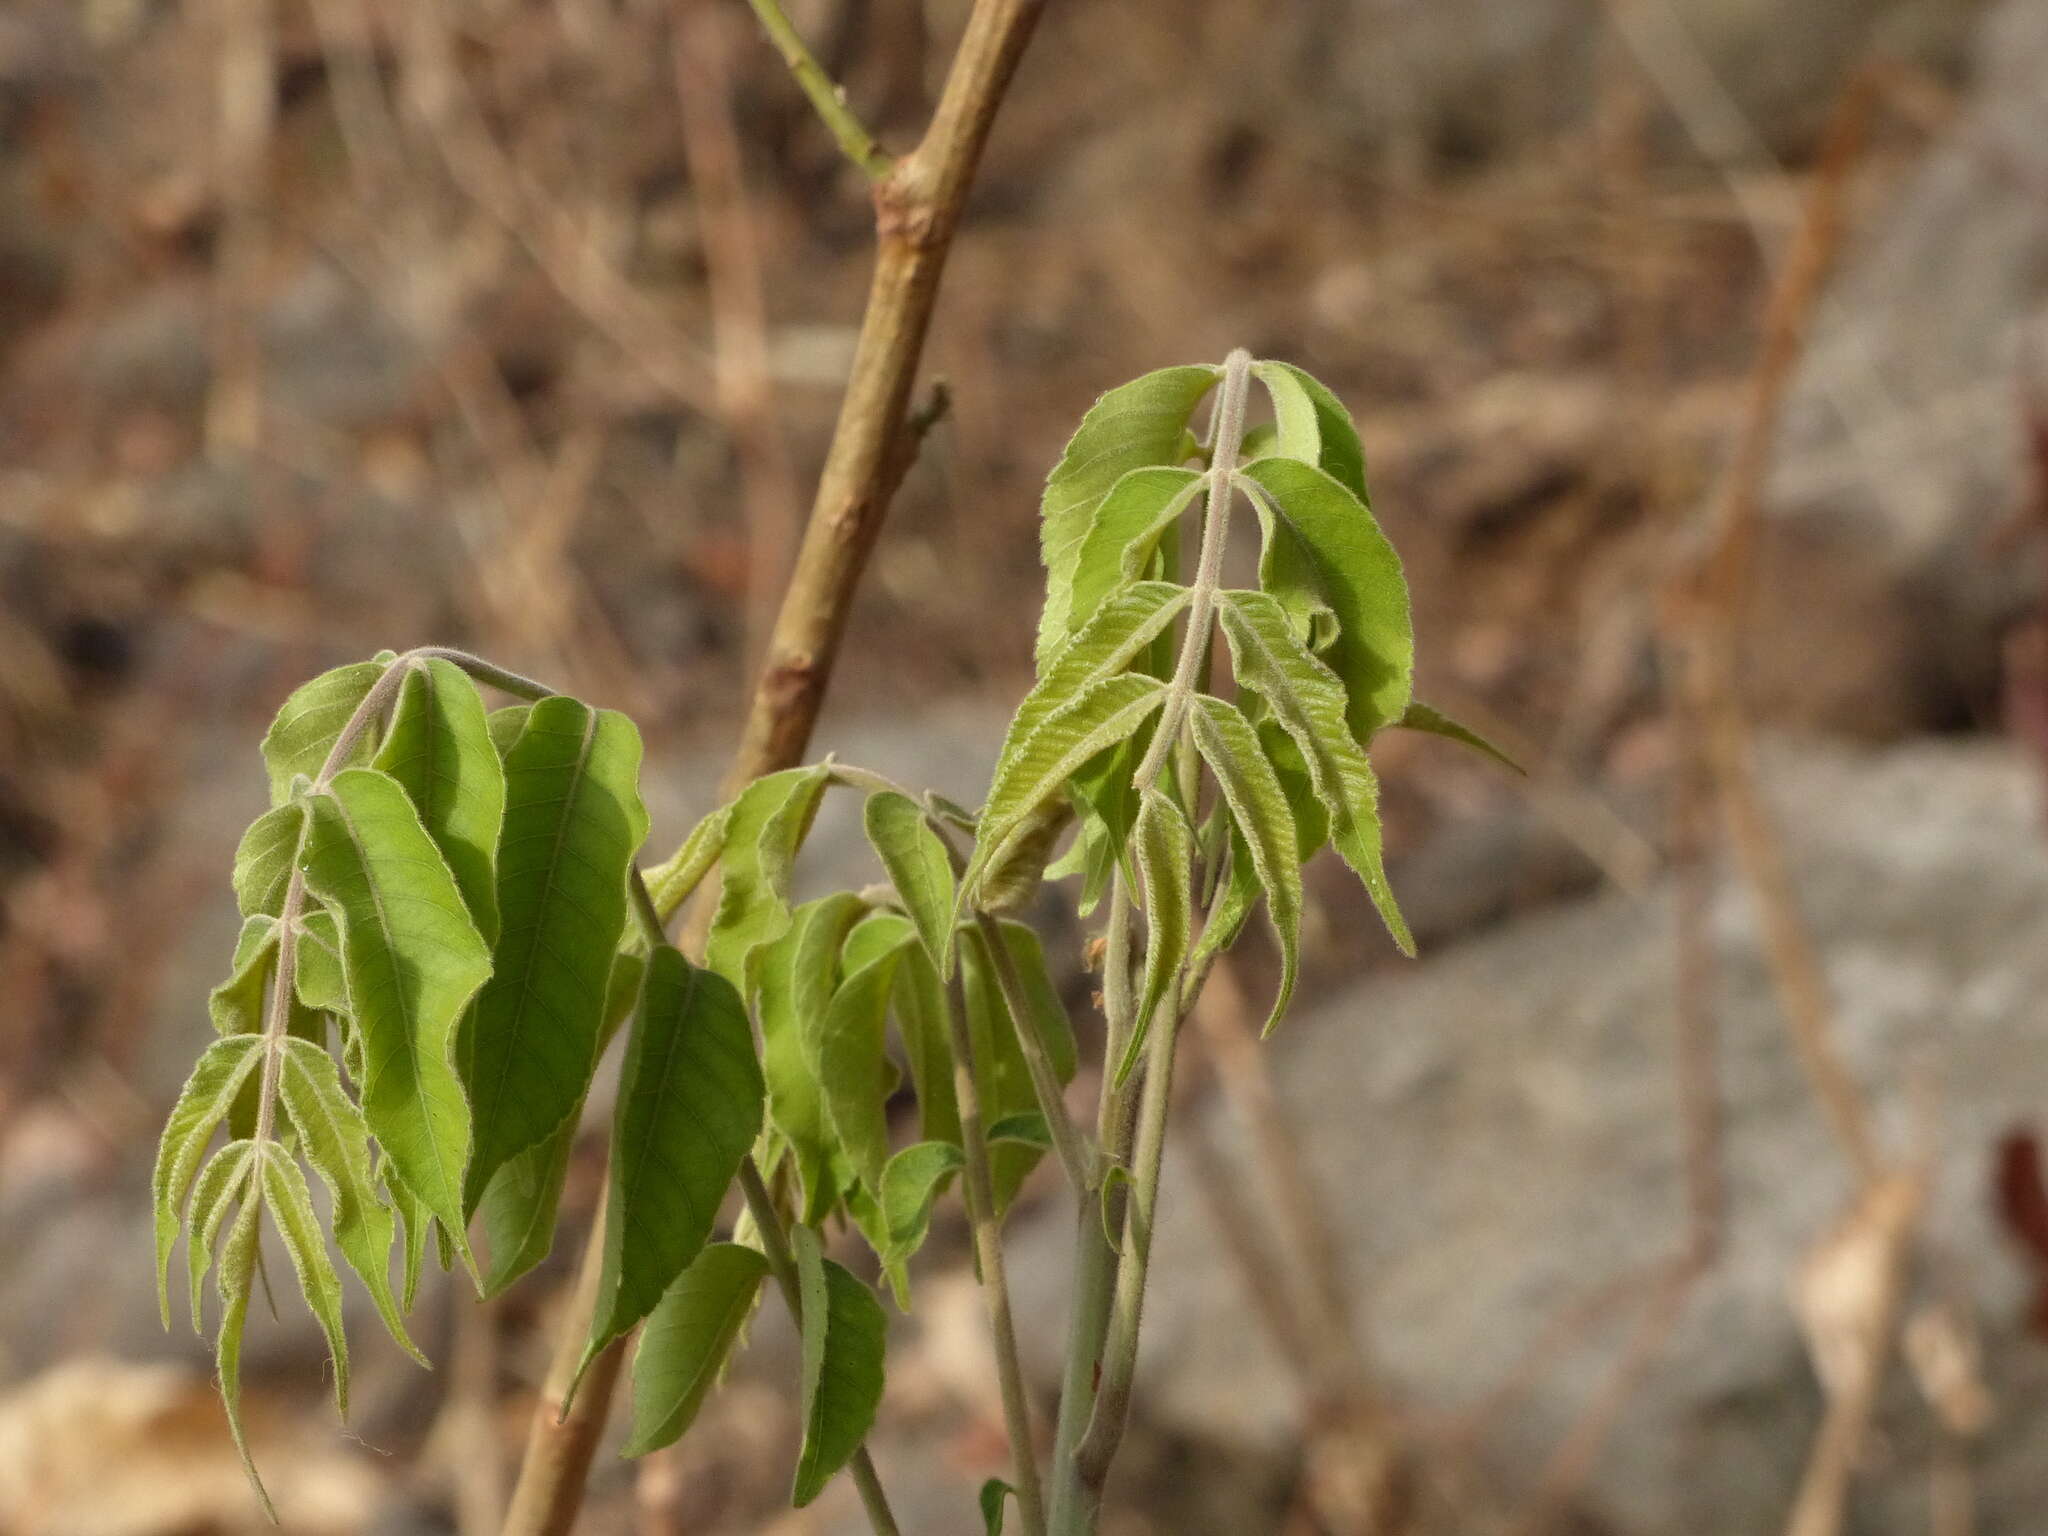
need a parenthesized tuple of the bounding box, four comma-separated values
(498, 4, 1047, 1531)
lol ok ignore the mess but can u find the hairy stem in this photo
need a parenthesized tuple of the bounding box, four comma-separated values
(1047, 878, 1138, 1535)
(743, 0, 893, 180)
(973, 911, 1094, 1194)
(1071, 982, 1185, 1508)
(736, 1161, 903, 1536)
(942, 972, 1048, 1536)
(1132, 348, 1252, 792)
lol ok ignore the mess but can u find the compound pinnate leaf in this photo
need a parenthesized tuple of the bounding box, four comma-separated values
(624, 1242, 770, 1456)
(791, 1226, 888, 1508)
(863, 792, 954, 973)
(260, 657, 391, 805)
(260, 1149, 351, 1417)
(1068, 466, 1205, 633)
(298, 768, 490, 1269)
(277, 1037, 423, 1362)
(705, 765, 831, 990)
(1037, 364, 1217, 668)
(233, 803, 304, 918)
(1189, 695, 1303, 1034)
(184, 1139, 255, 1333)
(153, 1035, 262, 1325)
(373, 657, 506, 943)
(1397, 699, 1524, 774)
(1251, 360, 1370, 501)
(1124, 786, 1194, 1083)
(1239, 455, 1412, 743)
(465, 697, 648, 1213)
(967, 674, 1167, 907)
(580, 948, 763, 1385)
(1220, 590, 1413, 955)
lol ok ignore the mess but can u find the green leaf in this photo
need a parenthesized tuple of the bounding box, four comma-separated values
(486, 703, 531, 757)
(260, 1148, 351, 1417)
(1252, 361, 1370, 501)
(1123, 786, 1194, 1083)
(1397, 699, 1524, 774)
(879, 1140, 964, 1264)
(475, 952, 642, 1299)
(373, 657, 507, 943)
(207, 917, 278, 1037)
(1219, 590, 1413, 955)
(891, 945, 961, 1148)
(756, 895, 865, 1224)
(153, 1035, 262, 1325)
(184, 1139, 255, 1332)
(985, 1113, 1053, 1150)
(1188, 696, 1302, 1033)
(277, 1037, 423, 1363)
(981, 1478, 1016, 1534)
(478, 1120, 574, 1300)
(812, 936, 907, 1197)
(465, 696, 649, 1212)
(233, 803, 304, 918)
(294, 909, 349, 1014)
(1067, 466, 1205, 632)
(958, 927, 1062, 1213)
(298, 767, 491, 1268)
(261, 657, 391, 804)
(623, 1242, 770, 1456)
(791, 1227, 888, 1508)
(580, 948, 763, 1384)
(1037, 364, 1217, 667)
(705, 765, 831, 990)
(863, 792, 955, 974)
(1239, 455, 1413, 742)
(986, 919, 1078, 1083)
(645, 802, 734, 924)
(391, 1175, 430, 1311)
(214, 1183, 272, 1517)
(966, 674, 1167, 907)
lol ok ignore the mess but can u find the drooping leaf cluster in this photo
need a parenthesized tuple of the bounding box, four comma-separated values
(156, 356, 1503, 1528)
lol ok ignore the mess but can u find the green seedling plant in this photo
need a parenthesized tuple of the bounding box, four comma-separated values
(153, 349, 1503, 1536)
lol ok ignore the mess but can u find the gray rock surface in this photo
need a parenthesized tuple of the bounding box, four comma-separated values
(1010, 736, 2048, 1532)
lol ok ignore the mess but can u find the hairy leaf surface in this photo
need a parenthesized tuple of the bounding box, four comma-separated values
(233, 803, 304, 918)
(624, 1242, 769, 1455)
(757, 894, 865, 1223)
(1068, 467, 1205, 631)
(879, 1140, 964, 1264)
(1125, 786, 1194, 1082)
(153, 1035, 262, 1324)
(1037, 364, 1217, 666)
(645, 802, 733, 922)
(1189, 696, 1303, 1033)
(299, 768, 490, 1264)
(967, 674, 1167, 906)
(464, 696, 648, 1211)
(261, 1150, 351, 1417)
(1219, 590, 1413, 954)
(261, 657, 390, 804)
(1397, 700, 1523, 773)
(1252, 361, 1370, 500)
(277, 1037, 422, 1360)
(1239, 456, 1412, 743)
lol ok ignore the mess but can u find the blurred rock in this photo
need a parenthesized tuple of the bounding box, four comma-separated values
(0, 1356, 382, 1535)
(1011, 735, 2048, 1532)
(1761, 0, 2048, 733)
